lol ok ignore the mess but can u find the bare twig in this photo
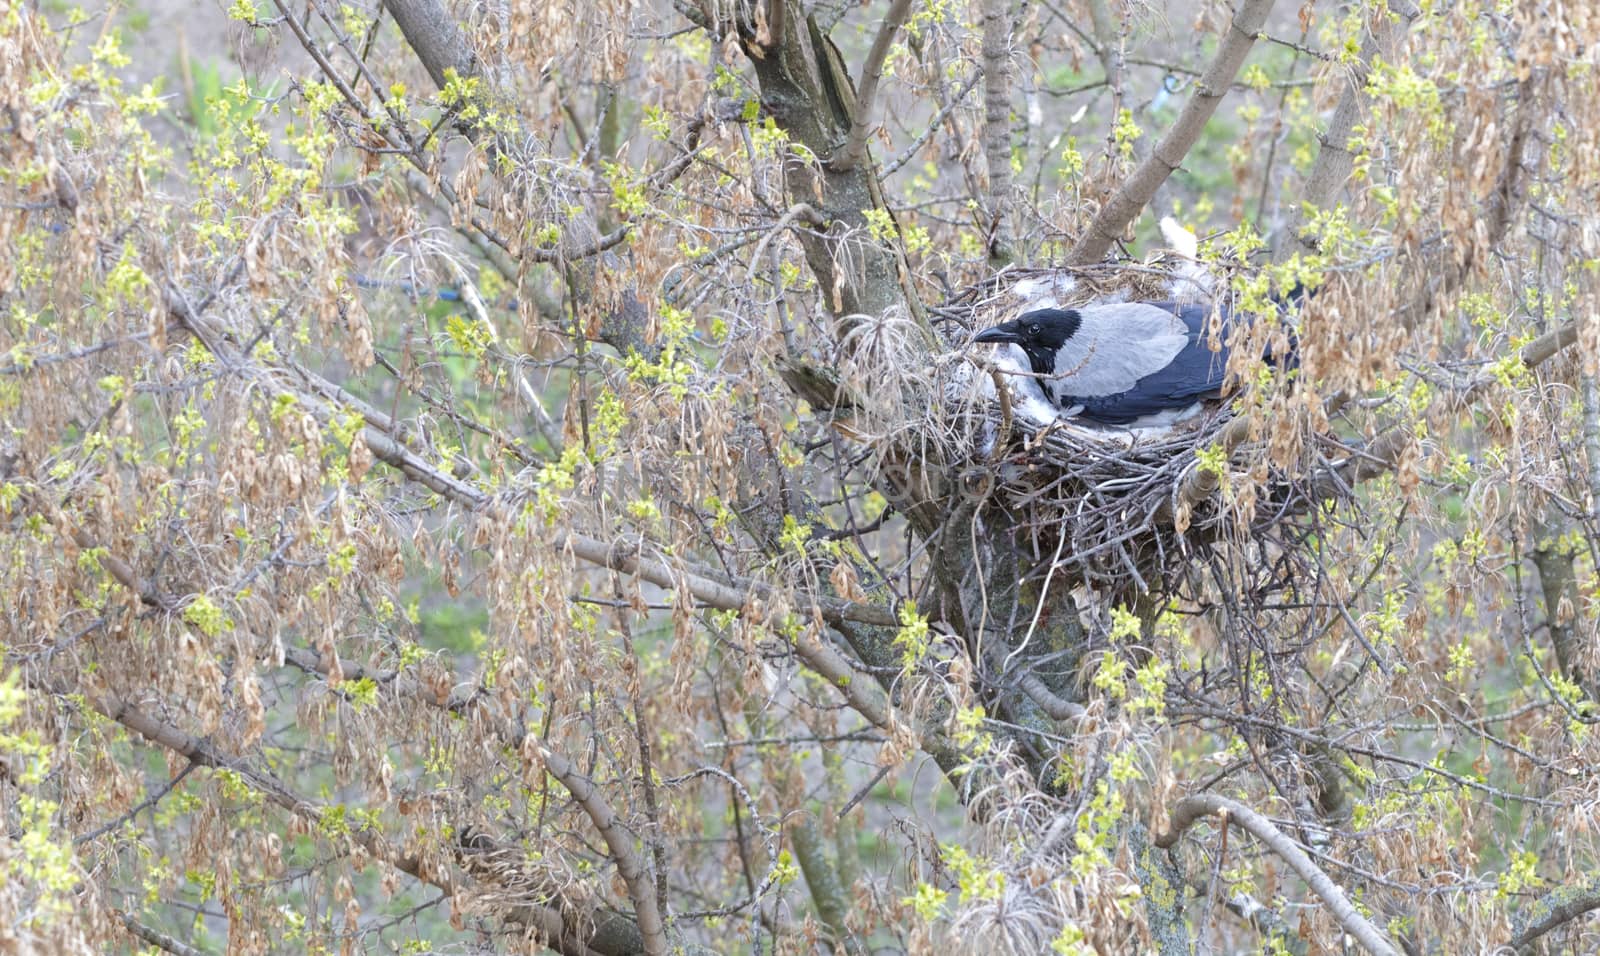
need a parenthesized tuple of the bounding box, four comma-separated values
(883, 69, 982, 176)
(116, 911, 210, 956)
(77, 762, 198, 845)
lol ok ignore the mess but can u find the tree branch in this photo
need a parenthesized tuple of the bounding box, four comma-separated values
(117, 912, 210, 956)
(168, 289, 932, 773)
(1155, 793, 1401, 956)
(1274, 1, 1421, 262)
(1511, 873, 1600, 950)
(979, 0, 1016, 265)
(1068, 0, 1279, 264)
(536, 746, 669, 956)
(831, 0, 916, 171)
(1169, 316, 1581, 518)
(790, 815, 860, 953)
(39, 662, 648, 956)
(380, 0, 475, 90)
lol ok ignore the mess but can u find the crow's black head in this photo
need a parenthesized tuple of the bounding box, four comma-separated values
(972, 308, 1082, 374)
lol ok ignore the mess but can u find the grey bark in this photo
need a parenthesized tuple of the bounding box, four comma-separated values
(381, 0, 476, 89)
(1511, 873, 1600, 952)
(979, 0, 1016, 265)
(1157, 793, 1402, 956)
(1273, 1, 1421, 262)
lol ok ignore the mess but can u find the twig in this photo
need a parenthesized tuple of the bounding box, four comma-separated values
(1156, 793, 1402, 956)
(613, 578, 672, 925)
(745, 203, 825, 288)
(882, 70, 982, 177)
(836, 763, 894, 819)
(76, 762, 198, 845)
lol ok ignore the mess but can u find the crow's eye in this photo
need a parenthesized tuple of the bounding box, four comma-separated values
(1028, 324, 1041, 336)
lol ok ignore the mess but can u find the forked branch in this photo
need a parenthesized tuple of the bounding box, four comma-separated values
(832, 0, 917, 171)
(1156, 793, 1401, 956)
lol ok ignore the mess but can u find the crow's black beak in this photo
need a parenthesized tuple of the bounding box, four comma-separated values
(973, 324, 1020, 345)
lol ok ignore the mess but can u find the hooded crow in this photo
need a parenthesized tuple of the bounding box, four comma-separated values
(973, 301, 1238, 427)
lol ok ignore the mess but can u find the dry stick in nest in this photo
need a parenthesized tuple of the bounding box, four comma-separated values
(994, 411, 1260, 597)
(1155, 793, 1402, 956)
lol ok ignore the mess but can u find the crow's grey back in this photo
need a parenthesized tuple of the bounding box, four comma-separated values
(1046, 302, 1192, 399)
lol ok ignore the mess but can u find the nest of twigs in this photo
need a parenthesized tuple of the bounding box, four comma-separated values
(931, 263, 1329, 603)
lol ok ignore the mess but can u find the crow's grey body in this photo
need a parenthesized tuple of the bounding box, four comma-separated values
(973, 302, 1231, 427)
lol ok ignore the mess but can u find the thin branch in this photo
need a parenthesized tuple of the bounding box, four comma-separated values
(37, 657, 639, 956)
(117, 911, 210, 956)
(1581, 376, 1600, 514)
(882, 69, 982, 177)
(1067, 0, 1279, 264)
(1460, 320, 1577, 401)
(76, 762, 198, 845)
(556, 533, 896, 630)
(745, 203, 826, 288)
(612, 580, 671, 924)
(1171, 316, 1581, 516)
(189, 288, 904, 641)
(1155, 793, 1402, 956)
(831, 0, 916, 171)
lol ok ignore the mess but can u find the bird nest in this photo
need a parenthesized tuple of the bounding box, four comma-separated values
(929, 262, 1329, 603)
